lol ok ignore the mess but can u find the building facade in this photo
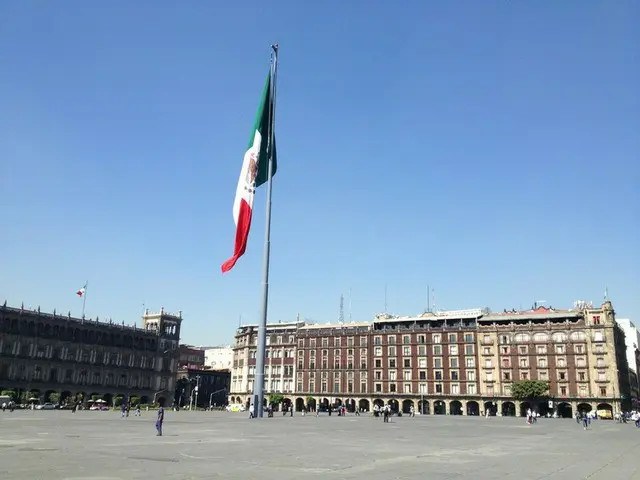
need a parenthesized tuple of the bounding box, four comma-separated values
(178, 345, 205, 369)
(614, 318, 640, 405)
(229, 301, 631, 416)
(0, 303, 181, 406)
(204, 346, 233, 371)
(176, 367, 230, 409)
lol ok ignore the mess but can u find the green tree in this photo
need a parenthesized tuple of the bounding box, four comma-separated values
(1, 390, 17, 401)
(48, 392, 60, 405)
(268, 393, 284, 405)
(114, 395, 124, 407)
(130, 395, 140, 406)
(511, 380, 550, 401)
(91, 394, 100, 402)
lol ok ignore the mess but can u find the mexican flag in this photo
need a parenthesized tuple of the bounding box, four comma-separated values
(221, 72, 277, 273)
(76, 283, 87, 297)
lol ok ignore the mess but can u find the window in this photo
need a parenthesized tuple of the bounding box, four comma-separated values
(375, 370, 382, 380)
(374, 336, 382, 345)
(598, 371, 606, 381)
(536, 345, 547, 354)
(375, 347, 382, 356)
(579, 386, 587, 397)
(375, 359, 382, 368)
(433, 345, 442, 355)
(435, 384, 443, 393)
(448, 334, 457, 343)
(388, 346, 396, 356)
(466, 357, 475, 368)
(360, 336, 368, 346)
(451, 383, 459, 394)
(435, 370, 443, 380)
(519, 358, 528, 368)
(419, 370, 426, 380)
(390, 383, 397, 392)
(575, 344, 584, 354)
(538, 358, 547, 368)
(403, 383, 411, 393)
(419, 383, 427, 393)
(389, 358, 396, 368)
(450, 370, 459, 380)
(465, 344, 474, 355)
(518, 346, 527, 355)
(403, 370, 412, 381)
(433, 334, 441, 344)
(403, 358, 411, 368)
(466, 370, 476, 381)
(450, 357, 459, 368)
(403, 335, 411, 344)
(503, 372, 510, 381)
(484, 359, 492, 368)
(483, 335, 491, 344)
(533, 332, 548, 343)
(600, 387, 606, 396)
(576, 357, 586, 367)
(418, 358, 427, 368)
(403, 346, 411, 356)
(557, 357, 566, 367)
(558, 371, 566, 381)
(502, 358, 510, 368)
(361, 382, 367, 393)
(593, 315, 601, 325)
(538, 370, 548, 380)
(520, 371, 528, 380)
(464, 333, 474, 343)
(418, 335, 426, 344)
(449, 345, 458, 355)
(434, 358, 442, 368)
(418, 345, 427, 356)
(593, 331, 605, 342)
(578, 371, 586, 381)
(514, 333, 530, 343)
(560, 386, 567, 396)
(388, 336, 396, 345)
(375, 383, 382, 392)
(467, 383, 476, 394)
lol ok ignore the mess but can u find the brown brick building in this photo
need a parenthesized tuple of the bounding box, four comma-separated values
(229, 301, 631, 417)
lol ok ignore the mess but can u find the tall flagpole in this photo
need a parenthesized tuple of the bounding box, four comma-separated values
(253, 43, 279, 419)
(82, 281, 88, 318)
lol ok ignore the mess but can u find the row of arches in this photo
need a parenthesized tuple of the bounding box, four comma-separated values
(0, 388, 158, 407)
(230, 396, 615, 418)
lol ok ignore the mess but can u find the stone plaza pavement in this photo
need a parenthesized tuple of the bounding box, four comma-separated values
(0, 410, 639, 479)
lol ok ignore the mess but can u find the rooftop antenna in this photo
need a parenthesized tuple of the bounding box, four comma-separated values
(432, 287, 436, 313)
(348, 287, 352, 322)
(238, 314, 242, 327)
(426, 285, 430, 313)
(338, 294, 344, 324)
(604, 287, 609, 301)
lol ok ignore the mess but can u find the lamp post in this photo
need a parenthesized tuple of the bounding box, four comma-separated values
(209, 388, 227, 410)
(193, 375, 201, 411)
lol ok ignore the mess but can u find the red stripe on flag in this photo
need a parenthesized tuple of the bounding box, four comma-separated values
(221, 199, 253, 273)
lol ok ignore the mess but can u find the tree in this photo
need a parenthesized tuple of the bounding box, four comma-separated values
(268, 394, 284, 405)
(1, 390, 17, 401)
(48, 392, 60, 405)
(511, 380, 550, 401)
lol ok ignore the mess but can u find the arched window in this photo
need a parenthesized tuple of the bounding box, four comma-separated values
(514, 333, 530, 343)
(570, 331, 586, 342)
(533, 332, 548, 343)
(551, 332, 568, 342)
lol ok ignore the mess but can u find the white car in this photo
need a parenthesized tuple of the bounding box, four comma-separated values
(226, 404, 246, 412)
(36, 403, 55, 410)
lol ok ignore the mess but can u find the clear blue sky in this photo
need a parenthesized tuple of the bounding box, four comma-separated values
(1, 1, 638, 346)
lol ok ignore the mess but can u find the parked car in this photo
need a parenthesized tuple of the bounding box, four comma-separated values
(35, 403, 55, 410)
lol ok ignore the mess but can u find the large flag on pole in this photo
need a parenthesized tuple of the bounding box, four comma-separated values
(76, 283, 87, 297)
(221, 72, 277, 273)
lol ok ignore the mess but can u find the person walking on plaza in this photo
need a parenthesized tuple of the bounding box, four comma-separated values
(249, 403, 254, 419)
(156, 404, 165, 436)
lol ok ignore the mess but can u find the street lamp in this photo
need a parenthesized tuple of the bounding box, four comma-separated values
(194, 375, 201, 410)
(209, 388, 227, 410)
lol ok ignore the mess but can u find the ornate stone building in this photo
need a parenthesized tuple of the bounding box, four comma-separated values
(0, 303, 181, 406)
(229, 301, 631, 416)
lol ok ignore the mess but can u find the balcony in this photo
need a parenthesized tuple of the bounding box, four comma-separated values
(481, 339, 494, 346)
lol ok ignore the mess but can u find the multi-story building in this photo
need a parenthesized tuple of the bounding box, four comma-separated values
(229, 301, 631, 416)
(229, 321, 300, 408)
(0, 303, 181, 407)
(175, 367, 230, 409)
(614, 318, 640, 405)
(204, 346, 233, 371)
(178, 345, 205, 369)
